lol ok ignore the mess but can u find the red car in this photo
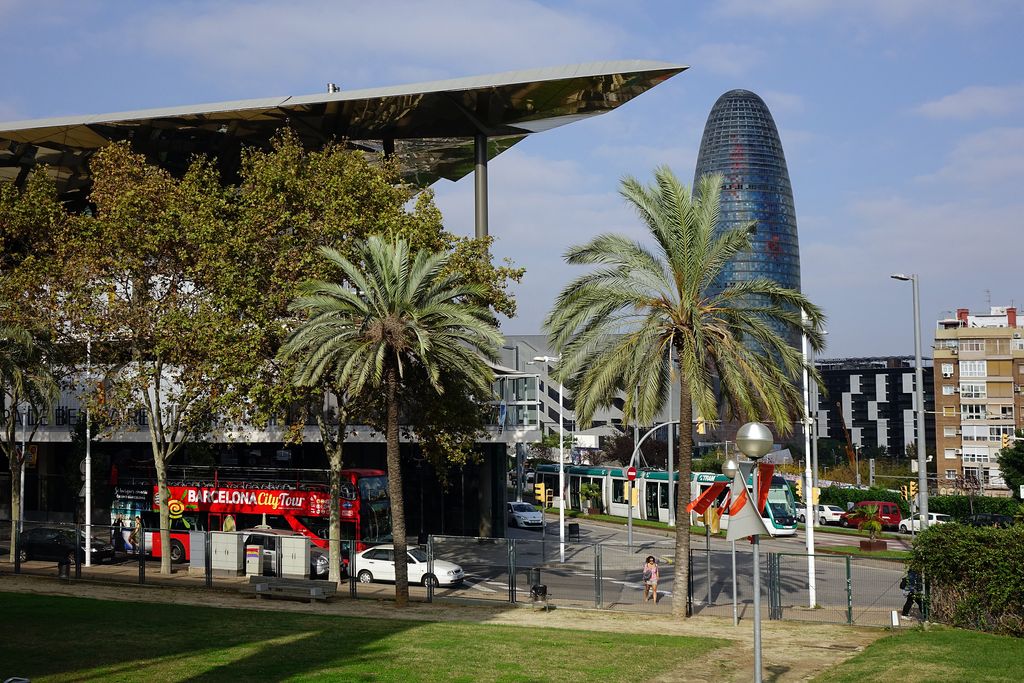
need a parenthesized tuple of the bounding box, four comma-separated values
(840, 501, 902, 530)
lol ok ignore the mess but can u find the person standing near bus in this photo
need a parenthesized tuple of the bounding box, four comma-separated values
(642, 556, 660, 604)
(129, 515, 142, 553)
(222, 514, 236, 532)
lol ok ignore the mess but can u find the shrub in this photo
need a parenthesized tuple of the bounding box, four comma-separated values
(927, 495, 1019, 521)
(912, 524, 1024, 636)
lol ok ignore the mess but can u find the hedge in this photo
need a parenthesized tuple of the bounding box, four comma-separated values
(927, 495, 1020, 521)
(912, 524, 1024, 636)
(817, 486, 908, 515)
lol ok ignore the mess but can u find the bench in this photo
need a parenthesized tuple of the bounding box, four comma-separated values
(245, 576, 337, 603)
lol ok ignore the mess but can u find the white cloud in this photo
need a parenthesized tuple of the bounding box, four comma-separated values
(686, 43, 764, 77)
(123, 1, 624, 90)
(760, 90, 805, 116)
(915, 84, 1024, 120)
(711, 0, 1004, 27)
(917, 127, 1024, 189)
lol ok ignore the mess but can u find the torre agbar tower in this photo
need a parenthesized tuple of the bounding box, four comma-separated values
(693, 89, 802, 350)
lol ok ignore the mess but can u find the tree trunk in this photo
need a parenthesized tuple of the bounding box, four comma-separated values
(673, 376, 694, 619)
(8, 455, 22, 564)
(318, 397, 347, 586)
(385, 365, 409, 607)
(153, 449, 172, 575)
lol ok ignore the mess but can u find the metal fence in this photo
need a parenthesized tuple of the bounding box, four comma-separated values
(3, 521, 920, 626)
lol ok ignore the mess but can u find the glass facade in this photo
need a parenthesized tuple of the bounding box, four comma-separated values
(693, 89, 801, 348)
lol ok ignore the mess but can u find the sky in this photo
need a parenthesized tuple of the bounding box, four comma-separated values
(2, 0, 1023, 359)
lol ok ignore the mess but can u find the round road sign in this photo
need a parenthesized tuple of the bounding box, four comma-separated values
(626, 466, 637, 481)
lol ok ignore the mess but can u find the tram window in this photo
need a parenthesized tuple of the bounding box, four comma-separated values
(612, 480, 626, 504)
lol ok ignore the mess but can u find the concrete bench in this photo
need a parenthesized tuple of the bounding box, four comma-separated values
(246, 576, 337, 603)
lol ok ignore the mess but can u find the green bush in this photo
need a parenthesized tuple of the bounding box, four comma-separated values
(818, 486, 908, 515)
(912, 524, 1024, 636)
(927, 495, 1019, 521)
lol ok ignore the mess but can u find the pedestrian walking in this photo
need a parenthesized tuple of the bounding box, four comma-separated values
(643, 556, 660, 604)
(901, 568, 924, 620)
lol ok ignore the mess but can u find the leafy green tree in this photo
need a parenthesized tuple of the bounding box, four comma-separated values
(997, 430, 1024, 500)
(0, 303, 58, 560)
(545, 168, 825, 618)
(235, 132, 520, 582)
(281, 237, 502, 606)
(845, 503, 883, 541)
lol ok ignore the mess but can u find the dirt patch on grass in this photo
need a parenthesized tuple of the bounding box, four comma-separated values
(0, 574, 884, 681)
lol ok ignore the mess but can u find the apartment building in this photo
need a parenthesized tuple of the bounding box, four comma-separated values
(932, 306, 1021, 496)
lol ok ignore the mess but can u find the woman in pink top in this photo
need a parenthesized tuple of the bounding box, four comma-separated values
(643, 556, 659, 604)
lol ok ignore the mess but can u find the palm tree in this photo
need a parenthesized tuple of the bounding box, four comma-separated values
(545, 167, 825, 618)
(281, 236, 502, 606)
(1, 307, 59, 561)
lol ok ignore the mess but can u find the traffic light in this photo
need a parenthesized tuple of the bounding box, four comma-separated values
(696, 417, 707, 435)
(909, 481, 918, 499)
(1002, 433, 1011, 449)
(900, 485, 909, 501)
(534, 483, 546, 505)
(794, 478, 803, 501)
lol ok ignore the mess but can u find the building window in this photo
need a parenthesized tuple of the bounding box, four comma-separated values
(944, 448, 958, 459)
(961, 404, 987, 420)
(943, 426, 957, 437)
(1000, 406, 1014, 420)
(945, 469, 957, 479)
(960, 339, 985, 352)
(942, 385, 955, 395)
(941, 363, 954, 378)
(960, 382, 986, 399)
(963, 425, 987, 441)
(960, 360, 987, 378)
(991, 426, 1014, 441)
(943, 406, 956, 417)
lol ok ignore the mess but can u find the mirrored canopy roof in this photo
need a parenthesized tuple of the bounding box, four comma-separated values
(0, 60, 685, 205)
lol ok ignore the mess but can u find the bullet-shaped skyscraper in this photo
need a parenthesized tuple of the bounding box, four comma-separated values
(693, 89, 802, 348)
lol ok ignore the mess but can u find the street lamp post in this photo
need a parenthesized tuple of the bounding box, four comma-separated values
(800, 310, 817, 608)
(722, 457, 740, 627)
(736, 422, 774, 683)
(891, 273, 930, 531)
(531, 356, 565, 563)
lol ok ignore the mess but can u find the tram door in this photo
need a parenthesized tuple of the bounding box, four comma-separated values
(645, 482, 659, 520)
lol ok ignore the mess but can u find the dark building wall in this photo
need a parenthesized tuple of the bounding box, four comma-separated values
(817, 359, 935, 458)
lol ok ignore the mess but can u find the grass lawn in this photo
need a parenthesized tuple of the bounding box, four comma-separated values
(0, 592, 727, 682)
(815, 625, 1024, 682)
(818, 545, 911, 561)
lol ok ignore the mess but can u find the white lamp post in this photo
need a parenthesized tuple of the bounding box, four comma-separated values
(531, 356, 565, 563)
(891, 273, 930, 531)
(736, 421, 773, 683)
(800, 311, 816, 608)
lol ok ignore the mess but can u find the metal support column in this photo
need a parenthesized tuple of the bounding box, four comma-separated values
(474, 133, 488, 239)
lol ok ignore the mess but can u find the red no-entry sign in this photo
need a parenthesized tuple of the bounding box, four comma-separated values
(626, 466, 637, 481)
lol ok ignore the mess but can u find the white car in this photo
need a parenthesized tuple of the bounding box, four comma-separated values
(507, 502, 544, 529)
(797, 504, 845, 525)
(899, 513, 950, 533)
(354, 545, 464, 587)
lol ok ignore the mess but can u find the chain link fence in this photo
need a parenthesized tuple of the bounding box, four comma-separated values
(3, 522, 918, 626)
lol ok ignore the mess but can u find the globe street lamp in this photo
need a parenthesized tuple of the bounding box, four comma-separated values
(800, 309, 817, 609)
(736, 421, 773, 683)
(530, 356, 565, 563)
(891, 273, 930, 531)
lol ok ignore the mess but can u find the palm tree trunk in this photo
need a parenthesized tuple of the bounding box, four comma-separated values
(673, 375, 693, 618)
(8, 455, 22, 563)
(318, 396, 347, 586)
(385, 364, 409, 607)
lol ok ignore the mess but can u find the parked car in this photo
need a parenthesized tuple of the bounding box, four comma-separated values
(796, 504, 845, 525)
(354, 544, 464, 587)
(965, 513, 1014, 528)
(240, 528, 331, 579)
(840, 501, 902, 530)
(18, 526, 114, 564)
(507, 502, 544, 529)
(899, 512, 951, 533)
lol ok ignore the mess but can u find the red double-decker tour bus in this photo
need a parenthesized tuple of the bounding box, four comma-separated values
(111, 468, 391, 563)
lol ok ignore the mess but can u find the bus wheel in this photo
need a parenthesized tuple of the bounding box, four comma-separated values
(357, 570, 373, 584)
(169, 541, 185, 563)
